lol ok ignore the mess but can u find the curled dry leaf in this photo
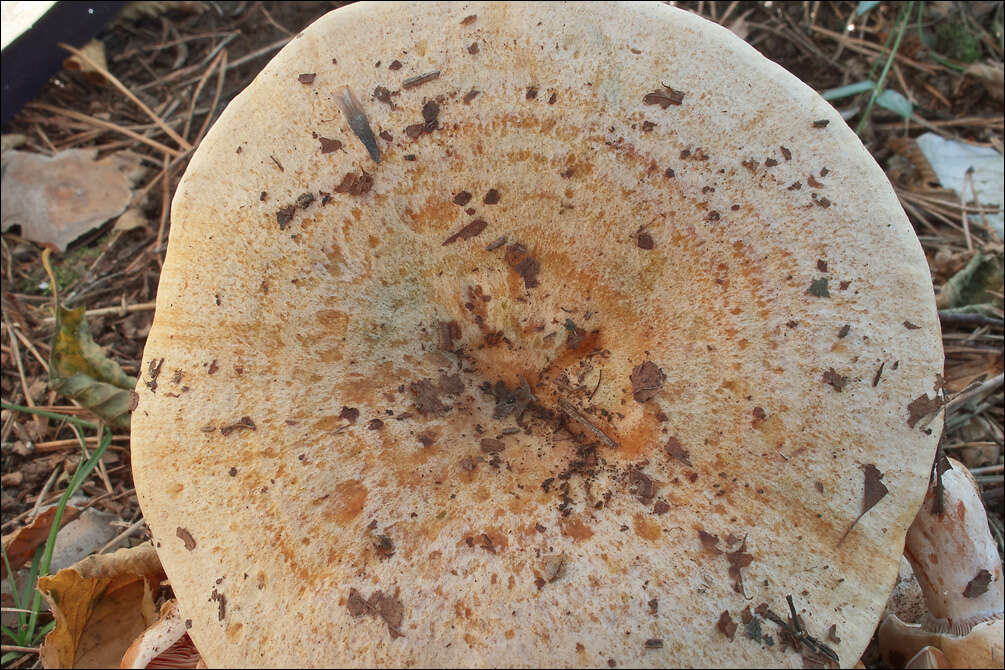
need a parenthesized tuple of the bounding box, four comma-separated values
(1, 149, 137, 251)
(38, 543, 167, 669)
(50, 306, 138, 428)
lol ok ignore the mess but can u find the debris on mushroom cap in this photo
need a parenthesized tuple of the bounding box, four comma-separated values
(132, 2, 944, 667)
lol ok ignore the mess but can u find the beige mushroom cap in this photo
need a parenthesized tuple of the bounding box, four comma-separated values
(131, 2, 944, 667)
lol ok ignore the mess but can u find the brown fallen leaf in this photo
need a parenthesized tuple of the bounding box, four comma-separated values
(38, 543, 166, 669)
(62, 40, 109, 84)
(964, 62, 1004, 102)
(1, 149, 138, 251)
(1, 505, 81, 579)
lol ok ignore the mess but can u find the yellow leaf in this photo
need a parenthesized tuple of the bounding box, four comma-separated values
(38, 543, 165, 669)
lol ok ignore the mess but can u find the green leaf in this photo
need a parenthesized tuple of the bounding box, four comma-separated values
(875, 89, 913, 118)
(822, 80, 875, 100)
(49, 306, 137, 428)
(857, 1, 882, 15)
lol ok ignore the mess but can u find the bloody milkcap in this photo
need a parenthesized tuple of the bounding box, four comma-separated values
(131, 2, 944, 666)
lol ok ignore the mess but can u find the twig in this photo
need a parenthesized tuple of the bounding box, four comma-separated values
(27, 103, 182, 157)
(557, 398, 618, 448)
(194, 49, 227, 146)
(939, 311, 1004, 328)
(876, 115, 1004, 129)
(32, 434, 130, 453)
(0, 647, 38, 655)
(38, 300, 157, 326)
(171, 37, 290, 89)
(260, 5, 293, 35)
(58, 42, 193, 152)
(6, 321, 49, 373)
(98, 517, 147, 554)
(2, 315, 37, 416)
(183, 49, 226, 142)
(0, 402, 99, 431)
(28, 466, 63, 523)
(945, 373, 1005, 414)
(809, 24, 948, 75)
(157, 154, 172, 250)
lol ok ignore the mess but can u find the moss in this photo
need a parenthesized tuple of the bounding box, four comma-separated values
(935, 19, 982, 63)
(18, 236, 110, 296)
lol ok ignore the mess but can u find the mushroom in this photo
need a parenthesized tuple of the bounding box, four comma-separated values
(878, 458, 1004, 668)
(120, 599, 204, 669)
(131, 2, 944, 667)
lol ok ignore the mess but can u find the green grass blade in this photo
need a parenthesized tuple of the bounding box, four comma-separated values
(1, 542, 27, 628)
(822, 80, 875, 100)
(857, 1, 914, 134)
(25, 428, 112, 643)
(0, 401, 99, 431)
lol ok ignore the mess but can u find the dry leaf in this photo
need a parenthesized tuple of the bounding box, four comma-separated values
(964, 62, 1004, 102)
(838, 464, 890, 545)
(113, 208, 149, 233)
(861, 464, 889, 515)
(50, 305, 138, 428)
(1, 506, 81, 578)
(38, 543, 166, 669)
(1, 149, 135, 251)
(62, 40, 108, 84)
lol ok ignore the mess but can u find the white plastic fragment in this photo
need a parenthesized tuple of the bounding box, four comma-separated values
(916, 132, 1005, 241)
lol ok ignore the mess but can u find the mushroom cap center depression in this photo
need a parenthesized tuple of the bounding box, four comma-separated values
(241, 109, 815, 553)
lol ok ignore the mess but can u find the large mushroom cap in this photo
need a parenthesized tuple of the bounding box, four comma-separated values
(131, 2, 944, 667)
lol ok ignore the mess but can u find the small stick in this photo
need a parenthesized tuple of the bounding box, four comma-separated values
(157, 154, 172, 251)
(7, 323, 49, 372)
(28, 103, 182, 157)
(166, 38, 290, 90)
(193, 49, 228, 146)
(33, 434, 131, 453)
(335, 86, 381, 163)
(959, 170, 974, 252)
(0, 647, 38, 655)
(28, 466, 62, 523)
(2, 316, 36, 417)
(938, 311, 1004, 328)
(183, 49, 226, 141)
(58, 42, 193, 151)
(39, 301, 156, 325)
(98, 517, 148, 554)
(557, 398, 618, 448)
(402, 71, 440, 89)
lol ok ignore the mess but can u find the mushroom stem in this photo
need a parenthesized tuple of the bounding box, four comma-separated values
(878, 458, 1004, 668)
(904, 458, 1003, 633)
